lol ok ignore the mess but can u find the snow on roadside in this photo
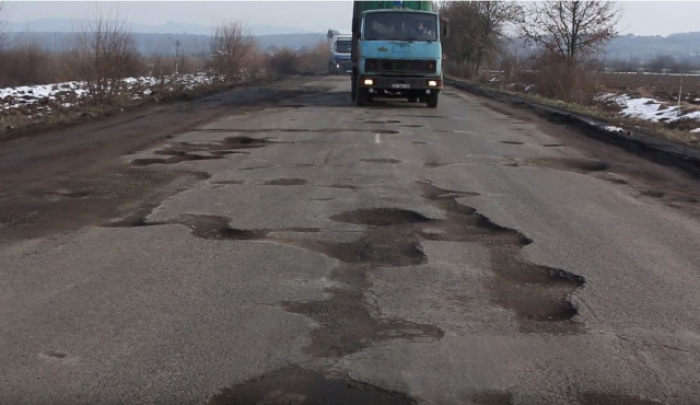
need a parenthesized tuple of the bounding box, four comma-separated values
(596, 93, 700, 126)
(0, 72, 224, 116)
(691, 128, 700, 134)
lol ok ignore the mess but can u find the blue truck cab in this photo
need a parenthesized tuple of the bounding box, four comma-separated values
(351, 2, 448, 108)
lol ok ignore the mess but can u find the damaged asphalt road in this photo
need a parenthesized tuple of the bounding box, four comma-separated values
(2, 76, 700, 405)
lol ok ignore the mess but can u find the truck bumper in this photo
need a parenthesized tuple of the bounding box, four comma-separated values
(358, 76, 443, 90)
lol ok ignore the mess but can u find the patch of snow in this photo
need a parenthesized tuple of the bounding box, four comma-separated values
(691, 128, 700, 134)
(604, 126, 625, 133)
(619, 96, 680, 122)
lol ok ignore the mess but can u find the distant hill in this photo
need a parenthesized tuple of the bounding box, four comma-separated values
(8, 19, 310, 36)
(606, 32, 700, 60)
(6, 32, 326, 57)
(503, 32, 700, 64)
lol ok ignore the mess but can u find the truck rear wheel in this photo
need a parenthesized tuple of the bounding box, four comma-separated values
(426, 92, 439, 108)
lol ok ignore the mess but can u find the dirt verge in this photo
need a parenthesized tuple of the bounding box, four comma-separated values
(446, 78, 700, 180)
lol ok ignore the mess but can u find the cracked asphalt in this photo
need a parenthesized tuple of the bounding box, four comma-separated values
(2, 76, 700, 405)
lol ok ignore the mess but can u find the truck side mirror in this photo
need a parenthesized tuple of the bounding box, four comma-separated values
(327, 30, 334, 39)
(441, 18, 449, 39)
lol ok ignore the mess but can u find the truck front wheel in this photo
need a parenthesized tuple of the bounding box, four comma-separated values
(351, 75, 357, 101)
(356, 84, 369, 106)
(426, 92, 439, 108)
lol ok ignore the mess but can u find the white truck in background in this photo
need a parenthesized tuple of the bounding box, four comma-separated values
(327, 29, 352, 75)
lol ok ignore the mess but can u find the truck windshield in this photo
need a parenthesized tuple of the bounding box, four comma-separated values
(364, 12, 438, 42)
(335, 41, 352, 53)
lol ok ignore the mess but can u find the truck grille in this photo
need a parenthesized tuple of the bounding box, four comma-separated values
(365, 59, 436, 74)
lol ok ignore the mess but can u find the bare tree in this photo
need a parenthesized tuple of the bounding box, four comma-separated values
(439, 1, 520, 75)
(520, 1, 622, 62)
(210, 21, 255, 82)
(67, 7, 141, 105)
(470, 1, 521, 74)
(0, 1, 11, 50)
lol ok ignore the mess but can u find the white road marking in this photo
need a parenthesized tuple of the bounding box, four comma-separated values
(375, 133, 381, 144)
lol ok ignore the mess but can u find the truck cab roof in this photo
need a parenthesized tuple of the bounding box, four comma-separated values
(363, 9, 438, 16)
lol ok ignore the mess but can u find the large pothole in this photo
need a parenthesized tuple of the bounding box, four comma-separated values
(418, 181, 586, 333)
(205, 367, 417, 405)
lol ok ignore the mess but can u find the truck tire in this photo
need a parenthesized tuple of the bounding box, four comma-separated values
(356, 84, 368, 106)
(426, 92, 439, 108)
(351, 75, 357, 101)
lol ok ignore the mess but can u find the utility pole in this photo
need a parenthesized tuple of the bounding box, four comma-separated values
(175, 40, 180, 75)
(169, 36, 181, 75)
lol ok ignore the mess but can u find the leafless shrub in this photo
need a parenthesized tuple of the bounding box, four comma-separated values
(266, 48, 298, 76)
(531, 52, 604, 104)
(295, 41, 328, 74)
(0, 34, 60, 87)
(66, 8, 142, 105)
(210, 20, 256, 82)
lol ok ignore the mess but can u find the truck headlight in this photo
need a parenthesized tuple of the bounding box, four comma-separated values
(428, 80, 438, 87)
(363, 79, 374, 86)
(336, 64, 340, 68)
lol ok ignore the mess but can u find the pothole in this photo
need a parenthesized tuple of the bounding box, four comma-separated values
(205, 367, 417, 405)
(424, 162, 451, 168)
(223, 136, 274, 149)
(360, 158, 402, 164)
(418, 181, 585, 333)
(578, 393, 664, 405)
(527, 157, 609, 173)
(262, 178, 307, 186)
(640, 189, 665, 198)
(239, 165, 275, 171)
(365, 119, 401, 124)
(317, 184, 359, 190)
(331, 208, 431, 227)
(39, 349, 68, 360)
(194, 128, 399, 134)
(129, 136, 274, 166)
(471, 392, 514, 405)
(40, 189, 92, 200)
(177, 215, 271, 240)
(131, 154, 222, 166)
(168, 179, 583, 356)
(500, 140, 524, 145)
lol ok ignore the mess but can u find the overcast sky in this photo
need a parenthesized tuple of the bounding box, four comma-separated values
(5, 1, 700, 37)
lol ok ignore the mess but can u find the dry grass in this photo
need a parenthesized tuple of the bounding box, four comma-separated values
(0, 76, 273, 140)
(449, 76, 700, 148)
(598, 73, 700, 103)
